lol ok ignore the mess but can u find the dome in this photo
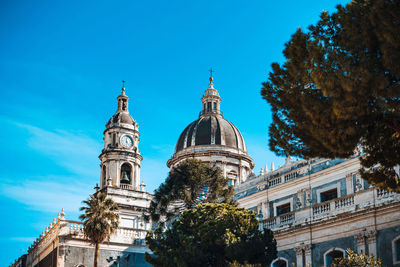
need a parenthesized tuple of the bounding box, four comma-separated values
(107, 112, 135, 126)
(175, 115, 247, 153)
(167, 74, 254, 183)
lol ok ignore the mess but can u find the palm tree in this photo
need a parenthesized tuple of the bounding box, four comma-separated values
(80, 192, 119, 267)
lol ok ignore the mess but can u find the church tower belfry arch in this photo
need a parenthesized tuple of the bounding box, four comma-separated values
(99, 84, 143, 190)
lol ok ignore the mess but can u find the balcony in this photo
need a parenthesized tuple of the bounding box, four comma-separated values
(261, 188, 400, 231)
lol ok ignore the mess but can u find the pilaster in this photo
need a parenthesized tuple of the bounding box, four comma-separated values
(295, 246, 303, 267)
(295, 244, 311, 267)
(345, 173, 354, 194)
(355, 232, 366, 254)
(367, 230, 377, 257)
(304, 244, 312, 266)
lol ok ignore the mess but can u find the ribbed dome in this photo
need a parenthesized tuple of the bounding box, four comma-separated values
(175, 115, 247, 153)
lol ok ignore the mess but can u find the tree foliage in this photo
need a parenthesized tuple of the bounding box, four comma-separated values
(329, 249, 381, 267)
(261, 0, 400, 192)
(79, 192, 119, 267)
(145, 203, 277, 267)
(146, 159, 235, 225)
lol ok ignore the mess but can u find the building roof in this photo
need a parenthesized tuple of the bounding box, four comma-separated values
(174, 115, 247, 153)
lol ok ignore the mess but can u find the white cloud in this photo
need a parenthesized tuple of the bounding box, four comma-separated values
(0, 121, 100, 216)
(0, 177, 93, 216)
(15, 122, 101, 177)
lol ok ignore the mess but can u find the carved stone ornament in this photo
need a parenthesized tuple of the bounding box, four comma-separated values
(355, 232, 366, 244)
(367, 230, 377, 243)
(295, 246, 303, 255)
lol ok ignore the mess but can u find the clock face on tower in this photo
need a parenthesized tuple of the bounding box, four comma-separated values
(120, 135, 133, 148)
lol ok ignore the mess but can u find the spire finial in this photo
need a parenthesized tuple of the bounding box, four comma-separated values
(209, 68, 214, 82)
(121, 80, 126, 92)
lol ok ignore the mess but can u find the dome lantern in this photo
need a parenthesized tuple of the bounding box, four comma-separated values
(117, 82, 129, 113)
(200, 71, 222, 117)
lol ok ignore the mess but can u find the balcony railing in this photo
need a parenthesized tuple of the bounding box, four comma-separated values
(376, 188, 395, 198)
(261, 188, 399, 231)
(63, 220, 148, 243)
(264, 211, 296, 228)
(120, 184, 133, 190)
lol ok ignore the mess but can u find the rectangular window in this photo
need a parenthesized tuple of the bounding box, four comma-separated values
(320, 188, 338, 202)
(207, 102, 211, 112)
(213, 102, 216, 111)
(276, 203, 291, 216)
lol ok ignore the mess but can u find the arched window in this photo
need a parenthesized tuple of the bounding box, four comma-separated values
(393, 235, 400, 264)
(120, 163, 132, 184)
(324, 248, 345, 266)
(271, 257, 288, 267)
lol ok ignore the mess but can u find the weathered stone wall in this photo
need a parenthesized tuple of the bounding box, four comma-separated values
(312, 236, 356, 267)
(33, 248, 57, 267)
(377, 226, 400, 266)
(276, 248, 296, 266)
(63, 246, 150, 267)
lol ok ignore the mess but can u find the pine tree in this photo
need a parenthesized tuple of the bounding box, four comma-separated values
(262, 0, 400, 192)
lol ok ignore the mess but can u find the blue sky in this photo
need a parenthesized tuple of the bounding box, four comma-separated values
(0, 0, 349, 265)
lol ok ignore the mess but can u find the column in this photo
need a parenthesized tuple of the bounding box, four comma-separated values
(355, 232, 366, 254)
(110, 161, 118, 187)
(295, 246, 303, 267)
(135, 164, 140, 190)
(367, 230, 377, 257)
(304, 244, 312, 267)
(238, 165, 242, 184)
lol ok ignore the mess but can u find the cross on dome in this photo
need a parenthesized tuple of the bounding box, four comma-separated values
(122, 80, 126, 91)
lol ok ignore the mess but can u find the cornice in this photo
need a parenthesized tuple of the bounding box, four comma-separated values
(167, 147, 253, 168)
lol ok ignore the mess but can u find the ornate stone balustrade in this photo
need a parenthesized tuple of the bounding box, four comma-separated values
(376, 188, 395, 198)
(63, 220, 147, 244)
(264, 211, 295, 228)
(312, 202, 331, 216)
(280, 212, 295, 225)
(262, 188, 400, 231)
(334, 195, 354, 209)
(68, 222, 84, 231)
(120, 184, 134, 190)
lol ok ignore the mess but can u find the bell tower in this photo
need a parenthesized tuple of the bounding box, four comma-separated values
(99, 84, 143, 191)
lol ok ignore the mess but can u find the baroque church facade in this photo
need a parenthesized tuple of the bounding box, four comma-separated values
(11, 77, 400, 267)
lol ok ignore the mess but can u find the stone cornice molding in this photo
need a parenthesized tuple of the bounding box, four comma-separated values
(167, 149, 254, 168)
